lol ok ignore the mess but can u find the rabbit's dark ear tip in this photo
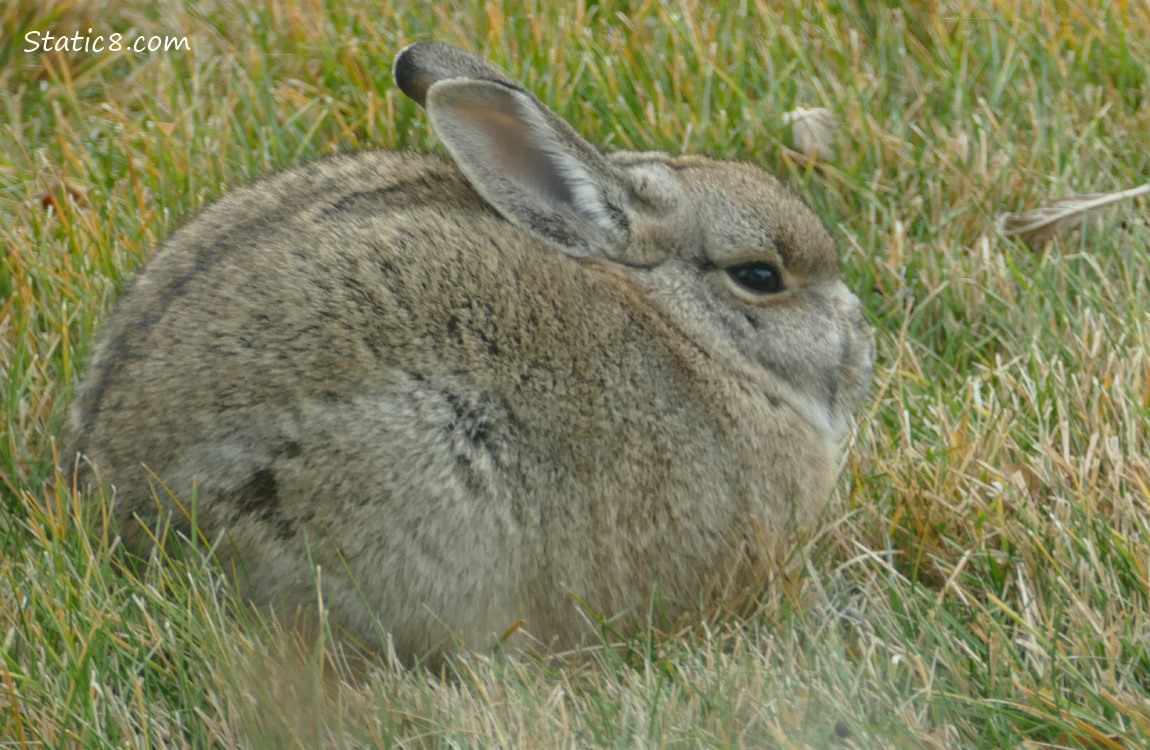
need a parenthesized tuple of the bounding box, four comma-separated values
(393, 42, 435, 107)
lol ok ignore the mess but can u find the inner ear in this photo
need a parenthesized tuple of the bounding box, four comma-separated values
(425, 79, 630, 257)
(452, 101, 577, 207)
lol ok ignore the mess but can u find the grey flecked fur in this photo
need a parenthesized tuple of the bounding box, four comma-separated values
(64, 42, 874, 662)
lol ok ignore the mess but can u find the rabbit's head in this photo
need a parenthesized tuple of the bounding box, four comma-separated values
(396, 43, 873, 444)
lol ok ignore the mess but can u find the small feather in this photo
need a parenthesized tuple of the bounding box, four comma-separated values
(782, 107, 837, 160)
(997, 184, 1150, 250)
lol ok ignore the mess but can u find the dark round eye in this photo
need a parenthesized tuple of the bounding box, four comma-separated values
(727, 262, 785, 294)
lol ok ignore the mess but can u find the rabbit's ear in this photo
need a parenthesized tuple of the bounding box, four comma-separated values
(393, 42, 521, 106)
(394, 44, 629, 257)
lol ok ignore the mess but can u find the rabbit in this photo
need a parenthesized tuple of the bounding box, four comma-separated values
(63, 41, 874, 663)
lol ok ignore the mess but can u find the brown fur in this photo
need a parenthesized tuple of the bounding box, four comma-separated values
(64, 43, 874, 662)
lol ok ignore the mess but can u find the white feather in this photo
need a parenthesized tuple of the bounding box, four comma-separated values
(997, 184, 1149, 249)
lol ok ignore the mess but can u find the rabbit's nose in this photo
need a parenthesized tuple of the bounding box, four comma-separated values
(831, 284, 867, 327)
(833, 286, 870, 331)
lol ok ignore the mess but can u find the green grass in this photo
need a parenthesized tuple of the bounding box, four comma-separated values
(4, 0, 1150, 746)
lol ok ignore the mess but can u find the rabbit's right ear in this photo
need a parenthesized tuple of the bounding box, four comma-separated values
(394, 43, 631, 258)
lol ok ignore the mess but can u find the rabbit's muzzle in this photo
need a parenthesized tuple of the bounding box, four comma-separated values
(830, 287, 875, 428)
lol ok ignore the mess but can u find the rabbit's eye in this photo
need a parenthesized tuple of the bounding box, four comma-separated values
(727, 262, 784, 295)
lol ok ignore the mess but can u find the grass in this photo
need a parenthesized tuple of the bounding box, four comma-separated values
(3, 0, 1150, 746)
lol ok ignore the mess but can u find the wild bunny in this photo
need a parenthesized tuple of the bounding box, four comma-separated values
(65, 42, 874, 662)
